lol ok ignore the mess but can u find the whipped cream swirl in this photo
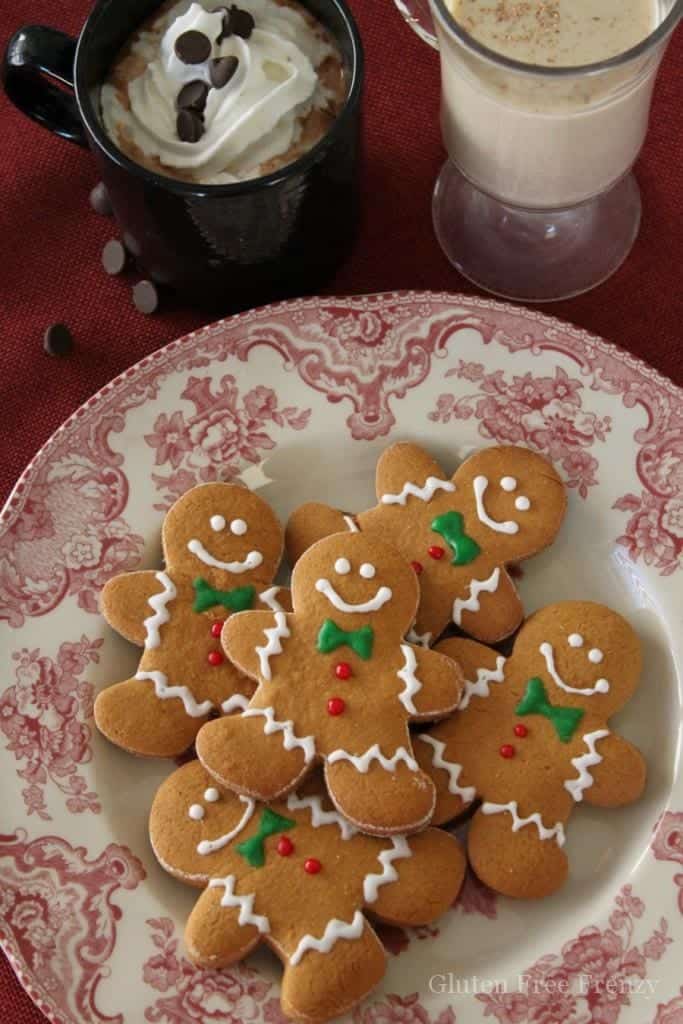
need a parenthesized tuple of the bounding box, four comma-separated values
(101, 0, 337, 182)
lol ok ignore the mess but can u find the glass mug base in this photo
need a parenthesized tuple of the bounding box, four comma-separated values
(433, 160, 642, 305)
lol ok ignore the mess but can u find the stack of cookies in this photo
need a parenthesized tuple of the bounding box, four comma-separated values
(94, 442, 646, 1023)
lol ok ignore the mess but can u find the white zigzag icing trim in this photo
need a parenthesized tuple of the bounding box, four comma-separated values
(220, 694, 250, 714)
(564, 729, 610, 802)
(286, 794, 357, 839)
(209, 875, 270, 933)
(418, 735, 476, 802)
(452, 568, 501, 626)
(397, 644, 422, 714)
(406, 627, 432, 649)
(143, 571, 176, 650)
(482, 801, 566, 847)
(255, 612, 290, 681)
(363, 836, 411, 903)
(136, 670, 213, 718)
(259, 586, 285, 612)
(327, 744, 418, 773)
(289, 911, 364, 966)
(343, 514, 360, 533)
(459, 655, 507, 709)
(381, 477, 456, 507)
(197, 796, 255, 856)
(242, 707, 316, 762)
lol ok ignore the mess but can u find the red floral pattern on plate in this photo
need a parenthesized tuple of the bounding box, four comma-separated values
(0, 830, 145, 1024)
(655, 987, 683, 1024)
(652, 812, 683, 914)
(352, 992, 456, 1024)
(0, 637, 102, 820)
(146, 375, 310, 510)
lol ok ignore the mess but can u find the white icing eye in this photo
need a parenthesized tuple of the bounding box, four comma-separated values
(500, 477, 517, 492)
(359, 563, 376, 579)
(515, 496, 531, 511)
(230, 519, 247, 536)
(189, 804, 205, 820)
(594, 679, 609, 693)
(210, 515, 226, 532)
(334, 558, 351, 575)
(568, 634, 584, 647)
(588, 648, 604, 664)
(204, 788, 220, 803)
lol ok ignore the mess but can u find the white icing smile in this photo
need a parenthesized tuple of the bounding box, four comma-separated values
(187, 538, 263, 573)
(315, 577, 392, 614)
(473, 475, 521, 535)
(539, 642, 610, 696)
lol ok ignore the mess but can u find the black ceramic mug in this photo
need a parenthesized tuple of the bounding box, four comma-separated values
(2, 0, 364, 309)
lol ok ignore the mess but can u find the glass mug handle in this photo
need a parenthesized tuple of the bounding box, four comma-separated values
(393, 0, 439, 49)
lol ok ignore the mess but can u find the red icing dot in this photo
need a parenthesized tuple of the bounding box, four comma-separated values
(500, 744, 515, 759)
(428, 545, 445, 560)
(411, 561, 424, 575)
(277, 836, 294, 857)
(304, 858, 322, 874)
(210, 620, 225, 639)
(207, 650, 224, 667)
(514, 724, 528, 738)
(327, 697, 346, 716)
(335, 662, 352, 680)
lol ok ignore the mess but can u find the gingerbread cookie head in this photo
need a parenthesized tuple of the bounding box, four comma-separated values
(163, 482, 284, 586)
(150, 761, 466, 1023)
(290, 531, 420, 642)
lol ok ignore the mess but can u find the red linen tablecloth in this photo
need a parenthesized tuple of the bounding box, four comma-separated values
(0, 0, 681, 1017)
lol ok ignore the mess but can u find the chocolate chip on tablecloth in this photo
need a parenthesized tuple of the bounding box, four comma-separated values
(89, 181, 113, 216)
(43, 323, 74, 357)
(177, 80, 210, 112)
(132, 280, 160, 315)
(102, 239, 128, 276)
(175, 29, 212, 64)
(177, 109, 205, 143)
(210, 55, 239, 89)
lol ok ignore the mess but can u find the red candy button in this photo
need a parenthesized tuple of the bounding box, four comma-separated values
(210, 620, 225, 639)
(428, 546, 445, 560)
(207, 650, 224, 666)
(277, 836, 294, 857)
(514, 724, 528, 738)
(500, 744, 515, 759)
(327, 697, 346, 716)
(304, 858, 322, 874)
(335, 662, 352, 680)
(411, 561, 424, 575)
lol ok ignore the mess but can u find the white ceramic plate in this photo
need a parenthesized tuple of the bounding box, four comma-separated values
(1, 291, 682, 1024)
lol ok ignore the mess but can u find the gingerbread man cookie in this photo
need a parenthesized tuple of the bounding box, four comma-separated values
(150, 761, 465, 1024)
(95, 482, 289, 758)
(196, 532, 464, 834)
(415, 602, 646, 899)
(287, 443, 566, 645)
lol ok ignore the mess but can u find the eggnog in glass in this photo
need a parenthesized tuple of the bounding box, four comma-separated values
(392, 0, 682, 300)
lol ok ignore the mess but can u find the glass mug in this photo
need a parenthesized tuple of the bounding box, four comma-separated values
(394, 0, 682, 302)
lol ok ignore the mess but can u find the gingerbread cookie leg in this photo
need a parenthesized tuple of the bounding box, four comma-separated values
(196, 710, 314, 800)
(279, 919, 386, 1024)
(185, 884, 264, 968)
(94, 677, 206, 758)
(468, 802, 569, 900)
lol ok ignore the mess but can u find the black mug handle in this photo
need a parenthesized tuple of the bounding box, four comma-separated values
(2, 25, 87, 147)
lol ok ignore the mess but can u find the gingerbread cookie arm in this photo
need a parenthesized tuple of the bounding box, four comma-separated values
(255, 584, 292, 612)
(414, 722, 479, 825)
(404, 644, 464, 720)
(371, 442, 451, 504)
(185, 884, 266, 968)
(286, 503, 358, 566)
(568, 732, 646, 808)
(222, 610, 288, 680)
(100, 570, 169, 646)
(449, 566, 523, 645)
(366, 828, 465, 926)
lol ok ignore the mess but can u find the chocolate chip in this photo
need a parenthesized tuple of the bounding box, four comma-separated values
(89, 182, 112, 216)
(132, 280, 160, 315)
(175, 30, 211, 64)
(102, 238, 127, 276)
(210, 55, 239, 88)
(177, 79, 209, 112)
(227, 5, 255, 39)
(177, 109, 205, 143)
(43, 323, 74, 357)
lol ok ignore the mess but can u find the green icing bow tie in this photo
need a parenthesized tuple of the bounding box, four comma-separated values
(317, 619, 374, 660)
(193, 579, 256, 614)
(516, 677, 584, 743)
(431, 511, 481, 567)
(236, 808, 295, 867)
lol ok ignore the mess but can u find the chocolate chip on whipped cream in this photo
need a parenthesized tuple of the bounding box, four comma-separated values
(177, 108, 205, 142)
(225, 5, 255, 40)
(177, 79, 210, 111)
(174, 29, 212, 64)
(209, 55, 239, 88)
